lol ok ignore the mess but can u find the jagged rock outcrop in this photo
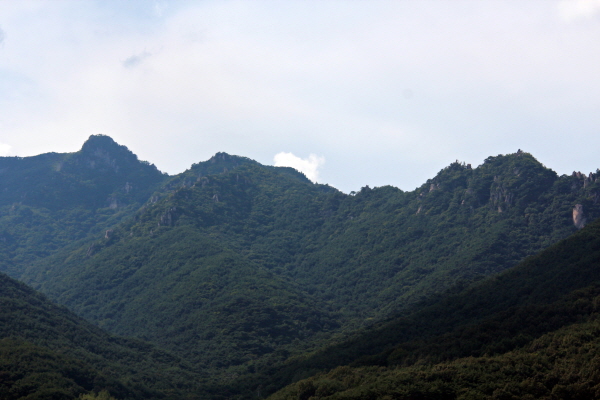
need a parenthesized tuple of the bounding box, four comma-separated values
(573, 204, 586, 229)
(158, 207, 177, 227)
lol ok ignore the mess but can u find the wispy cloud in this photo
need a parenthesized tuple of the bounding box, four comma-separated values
(273, 152, 325, 183)
(123, 51, 152, 68)
(0, 26, 5, 45)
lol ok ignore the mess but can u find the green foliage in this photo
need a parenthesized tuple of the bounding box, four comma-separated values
(266, 215, 600, 400)
(19, 164, 342, 375)
(79, 390, 118, 400)
(0, 135, 168, 276)
(0, 134, 166, 211)
(269, 316, 600, 400)
(0, 272, 208, 399)
(3, 137, 600, 400)
(0, 338, 93, 400)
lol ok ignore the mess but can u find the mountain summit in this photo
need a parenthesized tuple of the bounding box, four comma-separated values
(1, 136, 599, 399)
(0, 134, 167, 211)
(75, 134, 145, 174)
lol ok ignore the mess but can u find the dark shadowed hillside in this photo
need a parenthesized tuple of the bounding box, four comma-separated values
(0, 272, 211, 400)
(266, 216, 600, 399)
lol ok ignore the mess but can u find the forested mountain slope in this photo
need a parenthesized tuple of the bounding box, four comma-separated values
(284, 152, 599, 319)
(10, 138, 599, 386)
(0, 272, 209, 400)
(0, 135, 167, 276)
(19, 158, 342, 378)
(0, 134, 165, 210)
(267, 213, 600, 399)
(2, 136, 600, 397)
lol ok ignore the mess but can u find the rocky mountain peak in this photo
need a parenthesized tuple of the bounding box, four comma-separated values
(77, 134, 140, 173)
(80, 134, 119, 151)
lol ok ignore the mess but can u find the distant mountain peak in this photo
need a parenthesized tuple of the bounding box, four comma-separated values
(206, 151, 254, 165)
(189, 152, 257, 176)
(209, 151, 232, 161)
(80, 134, 131, 160)
(81, 134, 131, 157)
(75, 134, 142, 174)
(81, 134, 119, 150)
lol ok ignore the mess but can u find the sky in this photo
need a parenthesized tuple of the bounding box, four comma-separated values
(0, 0, 599, 193)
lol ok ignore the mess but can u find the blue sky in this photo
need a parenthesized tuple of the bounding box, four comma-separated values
(1, 0, 599, 192)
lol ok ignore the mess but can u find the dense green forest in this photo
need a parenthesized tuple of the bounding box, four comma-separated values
(0, 271, 213, 399)
(0, 135, 167, 277)
(267, 217, 600, 399)
(1, 135, 600, 399)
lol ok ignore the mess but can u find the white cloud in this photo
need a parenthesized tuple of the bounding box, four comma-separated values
(273, 152, 325, 183)
(558, 0, 600, 22)
(0, 142, 12, 156)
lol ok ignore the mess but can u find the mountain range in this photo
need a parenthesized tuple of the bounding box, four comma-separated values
(1, 134, 599, 399)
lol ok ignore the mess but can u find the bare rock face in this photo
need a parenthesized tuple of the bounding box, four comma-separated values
(573, 204, 586, 229)
(159, 207, 177, 227)
(108, 197, 118, 209)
